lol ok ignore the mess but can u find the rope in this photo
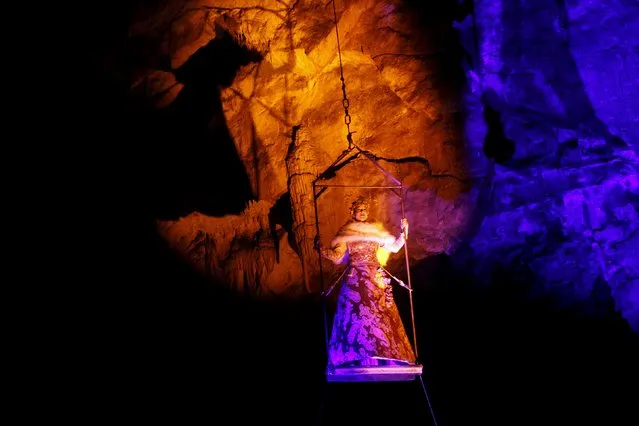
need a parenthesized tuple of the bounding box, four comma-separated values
(419, 375, 440, 426)
(379, 264, 413, 292)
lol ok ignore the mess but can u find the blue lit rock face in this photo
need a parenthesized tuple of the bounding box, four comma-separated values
(454, 0, 638, 331)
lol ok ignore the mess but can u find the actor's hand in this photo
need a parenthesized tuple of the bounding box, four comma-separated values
(401, 218, 409, 238)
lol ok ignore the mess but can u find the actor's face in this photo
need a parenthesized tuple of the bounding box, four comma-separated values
(353, 207, 368, 222)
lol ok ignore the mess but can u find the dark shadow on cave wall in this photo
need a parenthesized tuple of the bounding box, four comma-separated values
(130, 27, 261, 220)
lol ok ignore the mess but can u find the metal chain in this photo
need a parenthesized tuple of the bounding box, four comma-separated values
(332, 0, 354, 149)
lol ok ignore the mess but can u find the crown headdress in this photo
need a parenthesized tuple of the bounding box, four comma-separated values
(349, 196, 370, 216)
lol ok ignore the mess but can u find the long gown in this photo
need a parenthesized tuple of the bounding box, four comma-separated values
(321, 220, 416, 369)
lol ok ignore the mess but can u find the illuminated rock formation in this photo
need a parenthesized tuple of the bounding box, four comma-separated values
(121, 0, 638, 331)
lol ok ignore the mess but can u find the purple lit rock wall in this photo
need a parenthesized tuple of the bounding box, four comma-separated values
(454, 0, 638, 331)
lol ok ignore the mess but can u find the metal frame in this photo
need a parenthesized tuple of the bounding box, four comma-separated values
(312, 140, 419, 365)
(313, 2, 437, 421)
(312, 141, 439, 426)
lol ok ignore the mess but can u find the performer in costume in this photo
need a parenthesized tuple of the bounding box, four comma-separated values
(318, 196, 416, 368)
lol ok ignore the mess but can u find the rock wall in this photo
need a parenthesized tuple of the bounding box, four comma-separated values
(120, 0, 638, 331)
(455, 0, 638, 331)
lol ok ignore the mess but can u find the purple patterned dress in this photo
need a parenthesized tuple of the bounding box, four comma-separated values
(321, 222, 416, 369)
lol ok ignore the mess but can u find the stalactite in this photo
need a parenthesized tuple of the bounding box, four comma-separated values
(286, 124, 320, 293)
(224, 229, 278, 296)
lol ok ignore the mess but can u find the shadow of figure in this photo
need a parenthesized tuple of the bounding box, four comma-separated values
(501, 0, 626, 146)
(137, 26, 262, 220)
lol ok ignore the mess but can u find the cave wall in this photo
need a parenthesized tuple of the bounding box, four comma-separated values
(455, 0, 638, 331)
(127, 0, 471, 296)
(120, 0, 638, 331)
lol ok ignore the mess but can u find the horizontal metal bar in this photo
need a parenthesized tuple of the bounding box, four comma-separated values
(314, 184, 402, 189)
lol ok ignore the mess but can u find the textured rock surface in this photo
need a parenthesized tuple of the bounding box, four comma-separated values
(127, 0, 469, 296)
(456, 0, 639, 331)
(121, 0, 638, 331)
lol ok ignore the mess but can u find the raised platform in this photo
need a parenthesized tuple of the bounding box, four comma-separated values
(326, 364, 423, 382)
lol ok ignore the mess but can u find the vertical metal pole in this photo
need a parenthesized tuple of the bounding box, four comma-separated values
(400, 185, 419, 359)
(313, 181, 330, 354)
